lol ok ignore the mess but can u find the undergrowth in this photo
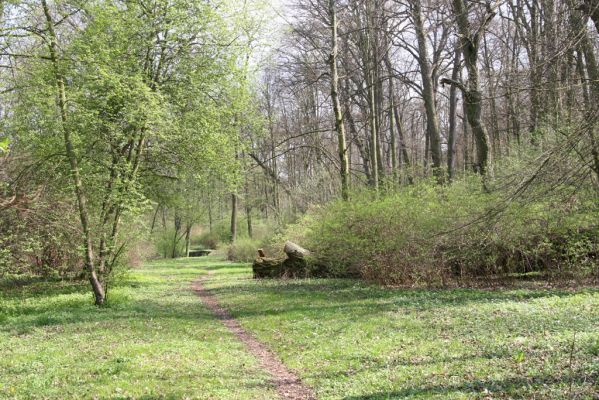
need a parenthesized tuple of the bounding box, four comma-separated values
(270, 175, 598, 285)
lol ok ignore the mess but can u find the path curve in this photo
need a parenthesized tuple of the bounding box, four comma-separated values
(192, 275, 316, 400)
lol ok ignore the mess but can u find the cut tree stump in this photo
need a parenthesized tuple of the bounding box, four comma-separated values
(252, 256, 284, 278)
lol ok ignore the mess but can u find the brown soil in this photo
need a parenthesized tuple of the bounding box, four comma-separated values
(191, 275, 316, 400)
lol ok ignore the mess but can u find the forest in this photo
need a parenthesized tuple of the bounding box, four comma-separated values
(0, 0, 598, 399)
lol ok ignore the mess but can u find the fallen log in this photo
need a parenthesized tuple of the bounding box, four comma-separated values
(284, 241, 309, 259)
(281, 257, 308, 278)
(253, 242, 311, 279)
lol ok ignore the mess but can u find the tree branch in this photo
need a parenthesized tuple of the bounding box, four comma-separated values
(440, 77, 467, 94)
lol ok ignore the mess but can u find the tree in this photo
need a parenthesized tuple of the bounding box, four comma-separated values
(41, 0, 105, 304)
(442, 0, 496, 177)
(409, 0, 443, 181)
(328, 0, 350, 200)
(3, 0, 254, 304)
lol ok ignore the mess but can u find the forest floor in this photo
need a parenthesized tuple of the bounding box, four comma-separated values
(1, 256, 598, 399)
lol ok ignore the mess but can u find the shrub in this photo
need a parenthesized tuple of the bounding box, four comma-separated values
(0, 193, 83, 278)
(196, 230, 220, 250)
(226, 238, 261, 263)
(154, 229, 186, 259)
(275, 176, 598, 285)
(262, 212, 315, 259)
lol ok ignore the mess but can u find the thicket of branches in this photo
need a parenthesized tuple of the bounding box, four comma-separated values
(242, 0, 599, 283)
(249, 0, 599, 201)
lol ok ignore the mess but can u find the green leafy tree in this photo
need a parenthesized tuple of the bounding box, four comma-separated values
(3, 0, 259, 304)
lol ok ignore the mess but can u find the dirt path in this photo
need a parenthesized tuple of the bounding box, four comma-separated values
(192, 275, 316, 400)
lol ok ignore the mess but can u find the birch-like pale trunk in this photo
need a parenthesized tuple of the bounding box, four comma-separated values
(328, 0, 350, 200)
(42, 0, 105, 305)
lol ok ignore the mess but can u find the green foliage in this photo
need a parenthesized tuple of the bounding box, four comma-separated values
(153, 229, 186, 259)
(1, 0, 264, 291)
(196, 230, 221, 250)
(198, 217, 276, 249)
(262, 212, 317, 259)
(275, 176, 598, 284)
(226, 238, 261, 263)
(0, 137, 8, 153)
(0, 257, 276, 399)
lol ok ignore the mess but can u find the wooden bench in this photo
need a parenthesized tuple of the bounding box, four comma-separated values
(188, 249, 212, 257)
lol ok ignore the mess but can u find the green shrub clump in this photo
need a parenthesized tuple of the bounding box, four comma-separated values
(196, 230, 220, 250)
(280, 177, 597, 285)
(226, 238, 262, 263)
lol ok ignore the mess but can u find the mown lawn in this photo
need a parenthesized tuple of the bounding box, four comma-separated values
(0, 257, 276, 399)
(202, 260, 599, 400)
(1, 256, 598, 399)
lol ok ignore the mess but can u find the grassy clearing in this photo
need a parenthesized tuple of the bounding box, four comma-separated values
(0, 257, 276, 400)
(2, 256, 598, 399)
(202, 259, 599, 399)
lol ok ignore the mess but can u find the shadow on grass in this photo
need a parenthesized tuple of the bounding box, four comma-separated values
(206, 278, 595, 319)
(342, 371, 596, 399)
(0, 271, 221, 336)
(0, 277, 87, 300)
(0, 288, 225, 335)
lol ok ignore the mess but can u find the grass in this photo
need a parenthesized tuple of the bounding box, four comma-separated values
(0, 257, 276, 399)
(202, 260, 599, 399)
(1, 256, 598, 399)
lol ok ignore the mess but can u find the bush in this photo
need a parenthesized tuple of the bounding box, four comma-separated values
(195, 217, 278, 253)
(226, 238, 261, 263)
(0, 193, 84, 278)
(196, 230, 220, 250)
(154, 229, 186, 259)
(275, 176, 598, 285)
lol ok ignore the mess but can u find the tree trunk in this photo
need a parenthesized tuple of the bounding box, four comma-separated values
(42, 0, 105, 305)
(411, 0, 443, 181)
(244, 180, 253, 239)
(150, 204, 160, 234)
(365, 1, 379, 192)
(185, 223, 192, 258)
(447, 47, 460, 181)
(172, 212, 181, 259)
(392, 97, 411, 173)
(482, 34, 500, 158)
(230, 193, 237, 242)
(571, 2, 599, 185)
(383, 22, 399, 185)
(328, 0, 350, 200)
(388, 88, 398, 184)
(583, 0, 599, 33)
(444, 0, 494, 177)
(208, 195, 213, 233)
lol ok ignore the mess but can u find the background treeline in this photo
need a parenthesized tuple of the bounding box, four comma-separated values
(1, 0, 598, 303)
(235, 0, 599, 284)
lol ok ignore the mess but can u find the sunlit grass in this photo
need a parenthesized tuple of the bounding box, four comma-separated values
(2, 256, 598, 399)
(203, 260, 599, 399)
(0, 257, 275, 399)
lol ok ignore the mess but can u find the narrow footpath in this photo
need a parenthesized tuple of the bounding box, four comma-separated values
(192, 274, 316, 400)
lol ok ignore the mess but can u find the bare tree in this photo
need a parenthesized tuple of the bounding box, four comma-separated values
(442, 0, 496, 177)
